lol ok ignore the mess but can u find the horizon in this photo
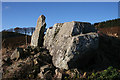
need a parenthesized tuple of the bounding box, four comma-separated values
(2, 2, 119, 30)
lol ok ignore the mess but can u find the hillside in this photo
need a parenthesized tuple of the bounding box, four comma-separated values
(94, 18, 120, 28)
(2, 15, 120, 79)
(2, 31, 31, 49)
(94, 18, 120, 39)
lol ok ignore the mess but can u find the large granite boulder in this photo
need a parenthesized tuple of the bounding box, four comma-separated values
(44, 21, 98, 69)
(31, 15, 46, 47)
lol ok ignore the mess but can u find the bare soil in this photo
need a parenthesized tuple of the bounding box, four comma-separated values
(98, 26, 120, 39)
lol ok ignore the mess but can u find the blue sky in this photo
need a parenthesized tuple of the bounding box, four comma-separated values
(2, 2, 118, 30)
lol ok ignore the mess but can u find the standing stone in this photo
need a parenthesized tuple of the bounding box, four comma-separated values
(31, 15, 46, 47)
(44, 21, 98, 70)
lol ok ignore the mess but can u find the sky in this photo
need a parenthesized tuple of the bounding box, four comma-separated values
(2, 2, 119, 30)
(2, 0, 120, 2)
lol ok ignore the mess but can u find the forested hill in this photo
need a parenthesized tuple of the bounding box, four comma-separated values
(94, 18, 120, 28)
(94, 18, 120, 39)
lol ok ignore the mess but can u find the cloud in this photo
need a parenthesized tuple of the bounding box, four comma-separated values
(5, 6, 10, 9)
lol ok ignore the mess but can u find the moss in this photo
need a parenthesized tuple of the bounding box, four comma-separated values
(88, 66, 120, 79)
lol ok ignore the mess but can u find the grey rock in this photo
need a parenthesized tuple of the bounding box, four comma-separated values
(38, 71, 44, 79)
(54, 69, 62, 80)
(34, 52, 41, 58)
(40, 64, 50, 72)
(3, 55, 10, 62)
(44, 23, 64, 56)
(10, 48, 24, 61)
(38, 64, 53, 79)
(44, 21, 98, 69)
(31, 15, 46, 47)
(38, 70, 52, 79)
(3, 55, 12, 65)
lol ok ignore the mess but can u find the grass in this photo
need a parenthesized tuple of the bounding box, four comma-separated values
(64, 66, 120, 80)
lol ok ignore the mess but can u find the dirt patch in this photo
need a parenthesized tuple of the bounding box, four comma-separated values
(98, 26, 120, 39)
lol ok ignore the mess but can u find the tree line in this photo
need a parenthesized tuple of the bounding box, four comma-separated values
(94, 18, 120, 28)
(3, 27, 35, 35)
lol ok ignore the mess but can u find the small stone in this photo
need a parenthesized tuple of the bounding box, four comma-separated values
(33, 58, 38, 65)
(3, 56, 10, 62)
(31, 51, 35, 55)
(10, 48, 24, 61)
(54, 69, 62, 80)
(38, 72, 44, 79)
(38, 64, 53, 79)
(34, 53, 40, 58)
(83, 72, 87, 78)
(40, 64, 50, 72)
